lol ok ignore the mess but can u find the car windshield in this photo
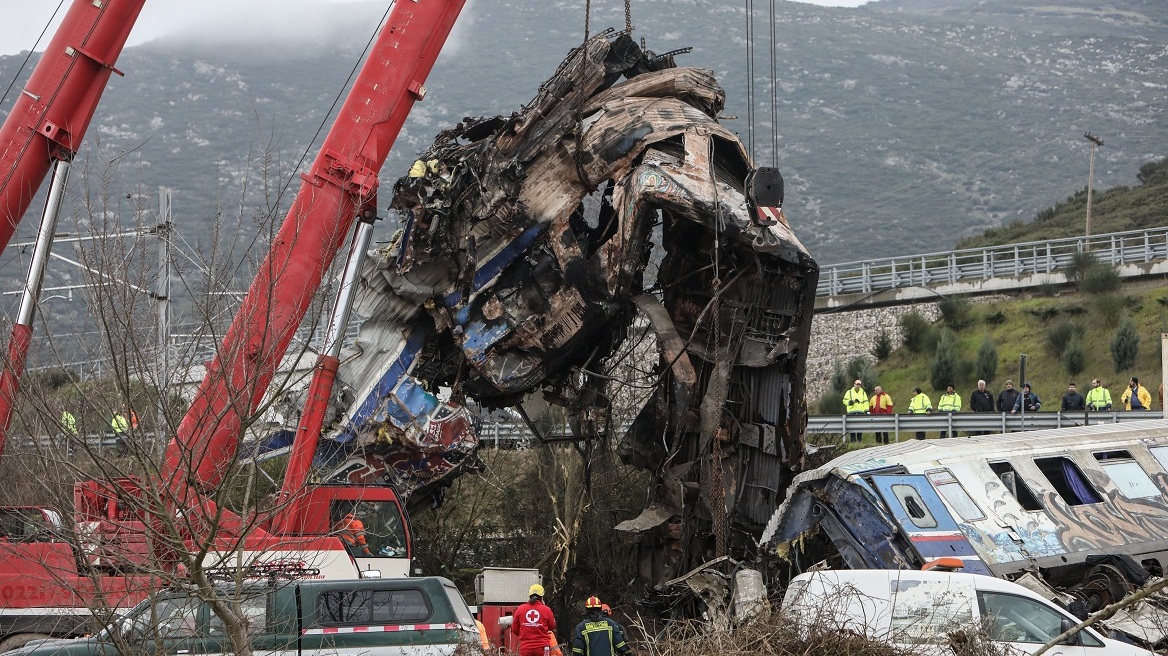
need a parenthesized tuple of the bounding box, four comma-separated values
(100, 594, 199, 643)
(334, 500, 408, 557)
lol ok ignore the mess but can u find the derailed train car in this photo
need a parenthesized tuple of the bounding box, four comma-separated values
(761, 421, 1168, 645)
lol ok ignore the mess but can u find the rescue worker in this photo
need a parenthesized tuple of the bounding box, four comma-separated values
(512, 584, 556, 656)
(1011, 382, 1041, 413)
(1085, 378, 1113, 411)
(868, 385, 894, 444)
(60, 410, 78, 437)
(110, 409, 129, 455)
(1121, 377, 1152, 411)
(937, 384, 961, 438)
(907, 387, 932, 440)
(475, 618, 491, 652)
(333, 512, 372, 556)
(842, 379, 869, 443)
(571, 596, 632, 656)
(996, 380, 1019, 413)
(1061, 382, 1086, 412)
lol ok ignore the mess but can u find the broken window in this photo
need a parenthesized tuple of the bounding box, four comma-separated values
(1034, 457, 1102, 506)
(1093, 450, 1159, 499)
(988, 462, 1043, 511)
(891, 484, 938, 529)
(1148, 446, 1168, 474)
(926, 469, 985, 521)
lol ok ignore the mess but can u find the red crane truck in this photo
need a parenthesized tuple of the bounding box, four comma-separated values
(0, 0, 467, 649)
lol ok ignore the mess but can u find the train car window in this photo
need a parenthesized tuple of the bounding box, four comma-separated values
(1093, 451, 1159, 498)
(926, 469, 986, 521)
(988, 462, 1043, 511)
(891, 484, 938, 528)
(1148, 446, 1168, 474)
(1033, 457, 1102, 505)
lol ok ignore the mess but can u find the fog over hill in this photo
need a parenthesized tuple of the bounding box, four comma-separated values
(0, 0, 1164, 356)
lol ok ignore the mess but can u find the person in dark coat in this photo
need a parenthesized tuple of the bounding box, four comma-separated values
(969, 379, 996, 435)
(996, 380, 1020, 413)
(1011, 382, 1041, 413)
(1061, 382, 1086, 412)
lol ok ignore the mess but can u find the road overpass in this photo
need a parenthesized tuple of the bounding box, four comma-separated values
(816, 227, 1168, 311)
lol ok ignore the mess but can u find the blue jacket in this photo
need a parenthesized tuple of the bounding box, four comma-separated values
(1013, 391, 1041, 412)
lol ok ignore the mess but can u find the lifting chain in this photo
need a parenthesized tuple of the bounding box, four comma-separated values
(584, 0, 634, 43)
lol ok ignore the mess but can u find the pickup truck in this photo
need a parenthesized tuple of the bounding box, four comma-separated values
(6, 577, 479, 656)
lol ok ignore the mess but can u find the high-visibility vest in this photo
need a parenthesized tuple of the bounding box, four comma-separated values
(1085, 387, 1112, 410)
(908, 393, 932, 414)
(61, 411, 77, 435)
(111, 414, 129, 434)
(843, 388, 869, 414)
(938, 393, 962, 413)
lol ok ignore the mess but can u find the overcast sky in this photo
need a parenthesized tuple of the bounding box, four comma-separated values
(0, 0, 870, 57)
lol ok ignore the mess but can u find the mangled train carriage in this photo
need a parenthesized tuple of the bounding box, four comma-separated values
(762, 420, 1168, 645)
(310, 32, 819, 586)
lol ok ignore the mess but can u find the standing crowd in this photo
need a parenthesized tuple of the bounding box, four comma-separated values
(842, 375, 1157, 441)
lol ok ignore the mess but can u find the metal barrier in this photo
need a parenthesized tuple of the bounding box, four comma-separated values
(808, 411, 1164, 441)
(816, 227, 1168, 297)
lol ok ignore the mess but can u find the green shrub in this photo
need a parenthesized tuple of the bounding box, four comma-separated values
(899, 311, 933, 353)
(1110, 317, 1140, 372)
(930, 330, 958, 392)
(1036, 281, 1060, 297)
(1064, 339, 1086, 376)
(871, 329, 893, 361)
(1081, 265, 1121, 295)
(1045, 321, 1085, 357)
(847, 356, 879, 391)
(975, 337, 998, 383)
(938, 296, 973, 330)
(984, 310, 1006, 325)
(1065, 251, 1099, 283)
(1095, 295, 1126, 327)
(829, 360, 850, 397)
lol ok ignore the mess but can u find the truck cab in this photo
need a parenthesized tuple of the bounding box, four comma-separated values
(7, 577, 477, 656)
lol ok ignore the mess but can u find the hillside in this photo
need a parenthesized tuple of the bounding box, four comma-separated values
(956, 157, 1168, 249)
(813, 279, 1168, 426)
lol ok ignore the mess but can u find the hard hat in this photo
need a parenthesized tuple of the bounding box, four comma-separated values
(585, 595, 602, 609)
(600, 604, 611, 615)
(529, 584, 545, 597)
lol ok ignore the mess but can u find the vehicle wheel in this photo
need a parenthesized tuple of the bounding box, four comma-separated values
(0, 633, 52, 653)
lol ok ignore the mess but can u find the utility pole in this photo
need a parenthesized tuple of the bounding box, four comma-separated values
(1084, 132, 1104, 237)
(155, 187, 172, 448)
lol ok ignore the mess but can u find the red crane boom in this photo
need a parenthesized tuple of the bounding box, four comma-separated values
(0, 0, 145, 253)
(164, 0, 466, 494)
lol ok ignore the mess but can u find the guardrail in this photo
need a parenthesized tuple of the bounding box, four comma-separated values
(807, 411, 1164, 442)
(816, 227, 1168, 298)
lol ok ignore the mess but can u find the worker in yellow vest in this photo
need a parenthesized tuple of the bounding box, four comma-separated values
(907, 387, 932, 440)
(937, 384, 961, 438)
(842, 379, 869, 443)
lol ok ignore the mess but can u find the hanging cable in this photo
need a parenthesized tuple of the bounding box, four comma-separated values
(624, 0, 633, 34)
(745, 0, 755, 158)
(0, 0, 67, 109)
(769, 0, 779, 167)
(584, 0, 592, 43)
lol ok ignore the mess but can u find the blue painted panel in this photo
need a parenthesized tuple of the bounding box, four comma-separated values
(443, 224, 546, 307)
(871, 474, 993, 576)
(335, 325, 430, 443)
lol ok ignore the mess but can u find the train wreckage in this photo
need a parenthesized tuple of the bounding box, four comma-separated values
(762, 421, 1168, 646)
(269, 30, 821, 587)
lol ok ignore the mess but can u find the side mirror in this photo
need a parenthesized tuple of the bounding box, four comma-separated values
(1059, 618, 1081, 645)
(360, 569, 382, 579)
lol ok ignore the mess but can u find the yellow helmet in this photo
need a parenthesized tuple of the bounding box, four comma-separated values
(529, 584, 545, 597)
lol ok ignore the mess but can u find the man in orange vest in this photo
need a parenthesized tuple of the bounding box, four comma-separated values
(333, 512, 371, 556)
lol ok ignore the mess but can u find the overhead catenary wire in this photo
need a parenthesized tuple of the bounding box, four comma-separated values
(0, 0, 66, 110)
(745, 0, 756, 158)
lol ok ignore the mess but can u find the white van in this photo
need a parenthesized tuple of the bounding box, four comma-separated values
(781, 569, 1153, 655)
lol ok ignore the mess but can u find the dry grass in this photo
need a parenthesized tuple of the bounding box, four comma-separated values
(633, 606, 1012, 656)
